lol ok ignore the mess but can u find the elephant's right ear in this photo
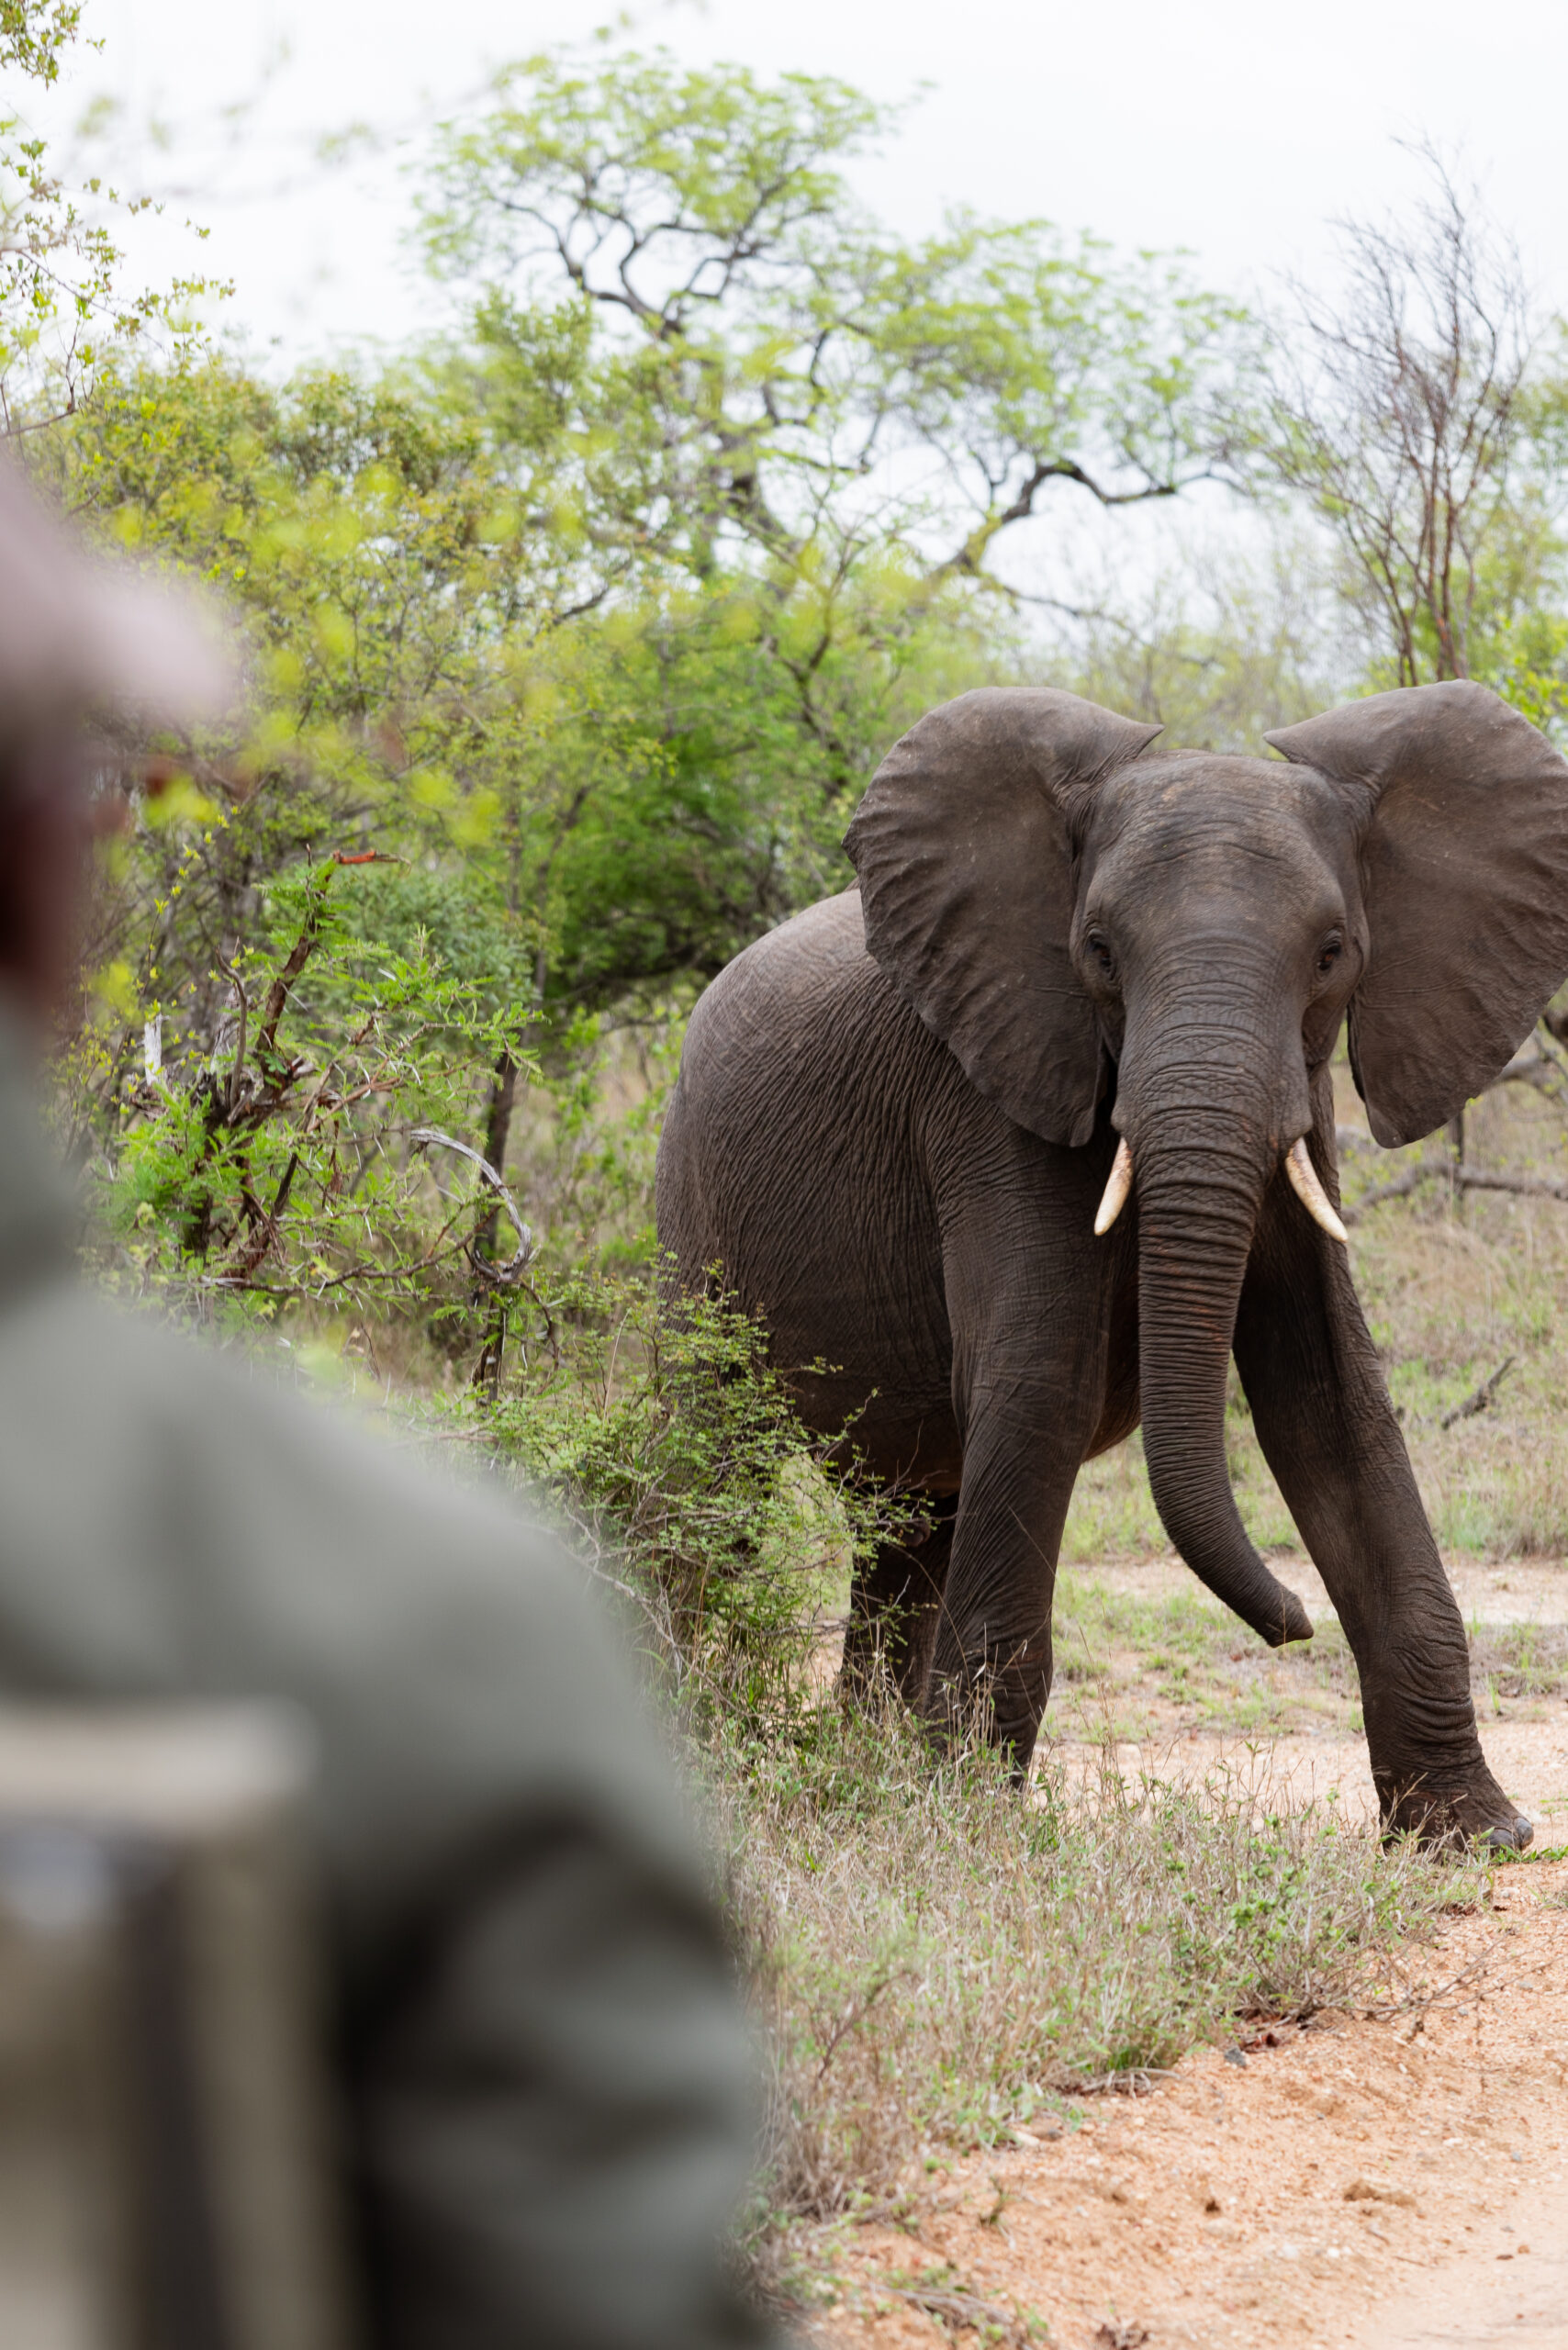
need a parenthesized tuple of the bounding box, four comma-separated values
(844, 688, 1161, 1147)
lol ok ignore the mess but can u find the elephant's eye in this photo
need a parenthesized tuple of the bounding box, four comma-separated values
(1086, 929, 1116, 978)
(1316, 935, 1343, 978)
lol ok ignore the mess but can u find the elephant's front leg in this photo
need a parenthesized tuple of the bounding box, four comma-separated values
(1233, 1105, 1529, 1850)
(924, 1382, 1102, 1764)
(924, 1175, 1113, 1770)
(923, 1132, 1121, 1765)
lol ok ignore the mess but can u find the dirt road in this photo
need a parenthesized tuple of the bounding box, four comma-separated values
(814, 1841, 1568, 2348)
(812, 1563, 1568, 2350)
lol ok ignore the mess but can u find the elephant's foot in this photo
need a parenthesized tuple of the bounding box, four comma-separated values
(1377, 1763, 1532, 1854)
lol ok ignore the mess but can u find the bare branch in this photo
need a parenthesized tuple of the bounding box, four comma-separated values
(409, 1127, 535, 1284)
(1439, 1356, 1516, 1429)
(1263, 145, 1540, 684)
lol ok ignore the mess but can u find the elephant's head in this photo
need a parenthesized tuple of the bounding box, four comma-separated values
(844, 683, 1568, 1644)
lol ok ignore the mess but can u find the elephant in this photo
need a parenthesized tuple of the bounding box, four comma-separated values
(655, 680, 1568, 1847)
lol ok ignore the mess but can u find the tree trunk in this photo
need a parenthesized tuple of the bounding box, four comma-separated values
(474, 1046, 520, 1260)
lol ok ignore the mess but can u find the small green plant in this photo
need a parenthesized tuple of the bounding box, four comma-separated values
(481, 1265, 907, 1712)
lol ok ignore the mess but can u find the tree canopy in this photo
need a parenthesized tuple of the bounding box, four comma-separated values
(9, 27, 1568, 1344)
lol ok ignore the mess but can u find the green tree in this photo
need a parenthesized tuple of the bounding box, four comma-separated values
(47, 41, 1258, 1346)
(420, 43, 1252, 778)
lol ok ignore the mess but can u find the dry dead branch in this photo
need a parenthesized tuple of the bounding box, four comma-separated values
(1439, 1356, 1517, 1428)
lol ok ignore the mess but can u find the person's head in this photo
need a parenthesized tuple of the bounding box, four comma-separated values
(0, 459, 230, 1031)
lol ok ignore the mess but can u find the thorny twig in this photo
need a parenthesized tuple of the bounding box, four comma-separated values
(884, 2282, 1036, 2347)
(1356, 1936, 1502, 2029)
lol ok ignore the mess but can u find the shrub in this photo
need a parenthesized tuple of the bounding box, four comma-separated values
(481, 1266, 907, 1716)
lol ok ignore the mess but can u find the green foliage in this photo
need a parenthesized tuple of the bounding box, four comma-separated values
(0, 0, 78, 84)
(482, 1267, 902, 1713)
(37, 38, 1253, 1377)
(68, 854, 532, 1356)
(423, 43, 1250, 608)
(1473, 602, 1568, 739)
(0, 0, 219, 423)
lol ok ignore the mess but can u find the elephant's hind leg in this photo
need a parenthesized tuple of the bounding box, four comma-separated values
(839, 1494, 958, 1705)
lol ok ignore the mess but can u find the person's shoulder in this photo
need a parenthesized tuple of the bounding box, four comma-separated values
(0, 1279, 698, 1943)
(0, 1274, 545, 1538)
(0, 1273, 631, 1711)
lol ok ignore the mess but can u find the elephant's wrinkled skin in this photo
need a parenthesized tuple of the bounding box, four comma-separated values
(656, 681, 1568, 1847)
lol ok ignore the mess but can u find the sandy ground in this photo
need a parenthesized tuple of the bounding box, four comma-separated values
(1063, 1549, 1568, 1635)
(1045, 1714, 1568, 1845)
(809, 1559, 1568, 2350)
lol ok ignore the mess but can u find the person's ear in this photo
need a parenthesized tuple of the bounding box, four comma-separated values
(845, 688, 1161, 1147)
(1267, 682, 1568, 1146)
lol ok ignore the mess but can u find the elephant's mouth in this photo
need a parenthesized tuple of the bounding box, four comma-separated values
(1094, 1134, 1348, 1245)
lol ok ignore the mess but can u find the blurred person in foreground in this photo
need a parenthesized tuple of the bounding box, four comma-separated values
(0, 457, 772, 2350)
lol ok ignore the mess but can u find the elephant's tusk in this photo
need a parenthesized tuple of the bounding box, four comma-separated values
(1285, 1136, 1349, 1245)
(1094, 1138, 1134, 1237)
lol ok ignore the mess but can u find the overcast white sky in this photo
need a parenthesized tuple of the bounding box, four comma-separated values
(48, 0, 1568, 359)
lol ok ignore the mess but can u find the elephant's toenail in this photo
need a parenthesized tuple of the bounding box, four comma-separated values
(1514, 1814, 1533, 1849)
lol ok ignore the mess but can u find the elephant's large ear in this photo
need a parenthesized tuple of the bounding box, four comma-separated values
(845, 688, 1161, 1147)
(1266, 681, 1568, 1147)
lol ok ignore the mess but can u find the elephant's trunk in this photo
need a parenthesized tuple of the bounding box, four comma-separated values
(1119, 1017, 1314, 1648)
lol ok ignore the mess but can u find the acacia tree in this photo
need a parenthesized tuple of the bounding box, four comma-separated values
(420, 45, 1251, 757)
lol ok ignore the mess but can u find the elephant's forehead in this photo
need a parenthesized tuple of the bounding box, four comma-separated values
(1087, 755, 1353, 906)
(1096, 753, 1331, 844)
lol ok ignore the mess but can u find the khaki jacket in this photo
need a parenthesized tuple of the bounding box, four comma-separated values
(0, 1024, 767, 2350)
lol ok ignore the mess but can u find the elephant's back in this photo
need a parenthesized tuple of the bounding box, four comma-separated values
(660, 889, 939, 1270)
(656, 890, 959, 1470)
(674, 888, 891, 1125)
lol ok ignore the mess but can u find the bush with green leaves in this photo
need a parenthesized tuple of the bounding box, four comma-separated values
(66, 854, 532, 1362)
(482, 1266, 907, 1713)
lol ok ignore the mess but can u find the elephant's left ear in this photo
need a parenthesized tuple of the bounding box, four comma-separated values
(1267, 681, 1568, 1147)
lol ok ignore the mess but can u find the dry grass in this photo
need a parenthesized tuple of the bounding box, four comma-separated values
(1047, 1580, 1568, 1741)
(1342, 1060, 1568, 1557)
(714, 1690, 1484, 2300)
